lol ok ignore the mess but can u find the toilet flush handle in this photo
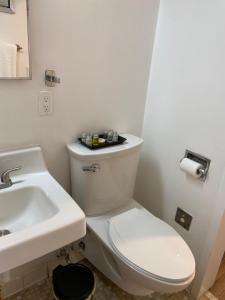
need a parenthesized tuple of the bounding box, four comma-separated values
(82, 163, 101, 173)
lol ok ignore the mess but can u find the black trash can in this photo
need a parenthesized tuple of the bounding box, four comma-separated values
(52, 264, 96, 300)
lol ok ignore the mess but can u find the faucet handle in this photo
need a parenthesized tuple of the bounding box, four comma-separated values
(1, 166, 22, 184)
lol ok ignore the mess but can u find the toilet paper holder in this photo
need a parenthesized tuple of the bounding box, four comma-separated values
(182, 150, 211, 181)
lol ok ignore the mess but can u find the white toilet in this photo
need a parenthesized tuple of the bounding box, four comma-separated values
(67, 134, 195, 296)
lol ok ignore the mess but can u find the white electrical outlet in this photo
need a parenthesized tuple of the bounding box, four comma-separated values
(38, 91, 53, 115)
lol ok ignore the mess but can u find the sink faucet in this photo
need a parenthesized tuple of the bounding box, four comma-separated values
(0, 167, 21, 189)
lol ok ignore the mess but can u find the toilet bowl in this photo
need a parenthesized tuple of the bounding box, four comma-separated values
(78, 200, 195, 295)
(67, 134, 195, 295)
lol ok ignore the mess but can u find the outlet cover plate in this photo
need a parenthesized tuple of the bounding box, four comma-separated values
(38, 91, 53, 116)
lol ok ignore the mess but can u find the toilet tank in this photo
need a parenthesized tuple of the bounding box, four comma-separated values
(67, 134, 143, 216)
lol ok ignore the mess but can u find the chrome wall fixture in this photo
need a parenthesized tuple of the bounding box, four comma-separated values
(45, 69, 61, 87)
(183, 150, 211, 181)
(16, 44, 22, 51)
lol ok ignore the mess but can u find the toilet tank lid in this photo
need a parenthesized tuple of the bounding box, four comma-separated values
(67, 134, 143, 160)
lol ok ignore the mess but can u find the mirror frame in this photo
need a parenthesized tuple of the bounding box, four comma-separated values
(0, 0, 15, 14)
(0, 0, 31, 80)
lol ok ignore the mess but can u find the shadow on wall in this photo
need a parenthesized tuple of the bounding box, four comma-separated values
(199, 209, 225, 295)
(135, 152, 164, 219)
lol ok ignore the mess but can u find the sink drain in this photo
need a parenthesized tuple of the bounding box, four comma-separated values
(0, 229, 11, 237)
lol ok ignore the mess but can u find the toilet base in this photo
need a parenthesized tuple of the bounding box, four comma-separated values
(76, 229, 153, 296)
(74, 201, 194, 296)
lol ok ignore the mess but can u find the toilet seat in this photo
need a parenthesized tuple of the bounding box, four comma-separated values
(108, 208, 195, 284)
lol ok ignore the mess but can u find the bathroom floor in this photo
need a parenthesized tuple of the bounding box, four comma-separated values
(209, 254, 225, 299)
(6, 260, 208, 300)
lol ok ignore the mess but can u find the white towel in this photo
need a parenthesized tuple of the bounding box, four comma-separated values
(0, 41, 17, 77)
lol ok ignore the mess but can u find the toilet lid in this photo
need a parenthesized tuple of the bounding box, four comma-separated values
(108, 208, 195, 283)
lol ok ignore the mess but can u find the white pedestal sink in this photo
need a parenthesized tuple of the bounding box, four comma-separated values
(0, 146, 85, 274)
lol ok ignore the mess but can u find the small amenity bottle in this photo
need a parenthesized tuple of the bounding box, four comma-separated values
(92, 134, 99, 146)
(85, 134, 92, 146)
(112, 131, 119, 142)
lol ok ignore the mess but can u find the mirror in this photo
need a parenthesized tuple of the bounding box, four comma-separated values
(0, 0, 31, 79)
(0, 0, 15, 14)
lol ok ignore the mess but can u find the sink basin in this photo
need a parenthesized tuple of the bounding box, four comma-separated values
(0, 186, 58, 233)
(0, 146, 86, 273)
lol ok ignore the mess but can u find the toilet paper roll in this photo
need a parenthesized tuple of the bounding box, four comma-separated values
(180, 158, 203, 178)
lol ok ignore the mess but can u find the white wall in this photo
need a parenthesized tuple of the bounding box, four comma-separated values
(0, 0, 29, 77)
(135, 0, 225, 297)
(0, 0, 159, 190)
